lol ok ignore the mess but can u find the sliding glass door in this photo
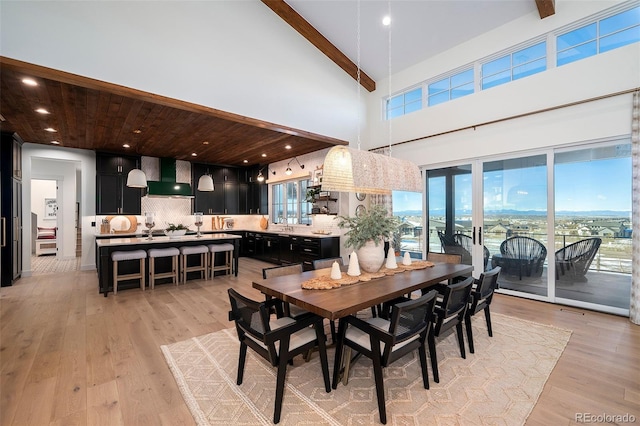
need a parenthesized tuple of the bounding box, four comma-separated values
(553, 143, 632, 312)
(423, 139, 632, 315)
(483, 154, 548, 297)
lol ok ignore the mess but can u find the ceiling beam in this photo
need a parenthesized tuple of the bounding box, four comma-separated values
(535, 0, 555, 19)
(261, 0, 376, 92)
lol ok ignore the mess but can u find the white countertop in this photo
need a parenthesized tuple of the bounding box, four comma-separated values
(95, 233, 241, 247)
(95, 229, 339, 239)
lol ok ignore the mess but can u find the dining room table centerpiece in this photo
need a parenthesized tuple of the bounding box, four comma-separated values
(337, 204, 401, 273)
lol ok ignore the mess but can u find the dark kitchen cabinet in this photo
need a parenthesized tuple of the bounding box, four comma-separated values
(96, 152, 142, 214)
(280, 235, 300, 264)
(263, 235, 280, 264)
(193, 163, 224, 214)
(1, 132, 23, 287)
(224, 182, 239, 214)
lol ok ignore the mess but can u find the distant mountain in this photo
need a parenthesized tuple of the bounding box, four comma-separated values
(426, 208, 630, 217)
(394, 210, 423, 217)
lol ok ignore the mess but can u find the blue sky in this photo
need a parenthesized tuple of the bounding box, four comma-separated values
(394, 156, 632, 214)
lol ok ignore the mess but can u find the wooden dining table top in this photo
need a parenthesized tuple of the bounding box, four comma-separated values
(252, 262, 473, 321)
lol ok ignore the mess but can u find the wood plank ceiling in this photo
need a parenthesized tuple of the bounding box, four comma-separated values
(0, 57, 347, 167)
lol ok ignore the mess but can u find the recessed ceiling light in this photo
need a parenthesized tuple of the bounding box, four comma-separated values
(123, 144, 130, 148)
(261, 153, 267, 157)
(285, 145, 292, 150)
(22, 78, 37, 86)
(202, 141, 209, 145)
(35, 108, 50, 114)
(243, 159, 248, 163)
(133, 129, 142, 134)
(44, 127, 57, 132)
(51, 140, 60, 145)
(382, 15, 391, 26)
(191, 152, 197, 157)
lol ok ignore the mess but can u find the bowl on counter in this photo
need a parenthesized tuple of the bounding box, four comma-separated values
(164, 229, 188, 239)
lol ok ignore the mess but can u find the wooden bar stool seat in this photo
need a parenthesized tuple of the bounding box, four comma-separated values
(111, 250, 147, 294)
(209, 243, 234, 278)
(179, 245, 209, 283)
(148, 247, 180, 288)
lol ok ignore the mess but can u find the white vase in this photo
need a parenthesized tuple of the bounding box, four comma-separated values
(356, 239, 385, 273)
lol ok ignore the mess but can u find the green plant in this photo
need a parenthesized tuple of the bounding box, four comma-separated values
(337, 204, 400, 250)
(305, 186, 321, 203)
(166, 223, 189, 231)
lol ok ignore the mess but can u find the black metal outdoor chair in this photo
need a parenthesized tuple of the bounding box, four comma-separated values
(437, 231, 490, 270)
(491, 236, 547, 279)
(555, 237, 601, 281)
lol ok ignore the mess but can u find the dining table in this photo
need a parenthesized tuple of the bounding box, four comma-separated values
(252, 262, 474, 321)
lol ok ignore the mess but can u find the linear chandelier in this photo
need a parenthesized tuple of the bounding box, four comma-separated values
(321, 145, 422, 195)
(321, 0, 422, 195)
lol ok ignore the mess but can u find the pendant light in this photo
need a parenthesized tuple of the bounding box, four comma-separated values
(126, 158, 147, 188)
(321, 0, 422, 195)
(197, 172, 214, 191)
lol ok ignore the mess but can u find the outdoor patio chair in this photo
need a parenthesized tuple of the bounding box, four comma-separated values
(227, 288, 331, 424)
(492, 236, 547, 279)
(555, 237, 602, 281)
(453, 233, 491, 270)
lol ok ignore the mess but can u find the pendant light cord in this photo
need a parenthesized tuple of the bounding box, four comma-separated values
(387, 0, 392, 157)
(357, 0, 361, 152)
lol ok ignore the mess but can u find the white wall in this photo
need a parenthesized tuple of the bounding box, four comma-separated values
(364, 0, 640, 165)
(31, 180, 57, 228)
(22, 144, 96, 272)
(0, 1, 360, 143)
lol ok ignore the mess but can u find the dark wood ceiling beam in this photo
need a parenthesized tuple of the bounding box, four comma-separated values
(535, 0, 555, 19)
(261, 0, 376, 93)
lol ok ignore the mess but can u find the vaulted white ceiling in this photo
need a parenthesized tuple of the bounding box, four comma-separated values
(287, 0, 539, 81)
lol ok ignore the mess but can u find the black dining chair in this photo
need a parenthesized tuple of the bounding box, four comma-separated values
(227, 288, 331, 424)
(332, 290, 439, 425)
(262, 263, 311, 319)
(431, 277, 474, 380)
(464, 267, 500, 354)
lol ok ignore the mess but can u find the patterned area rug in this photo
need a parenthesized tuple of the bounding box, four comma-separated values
(161, 313, 571, 425)
(31, 255, 80, 275)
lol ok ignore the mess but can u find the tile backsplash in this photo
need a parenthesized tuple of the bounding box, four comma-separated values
(140, 196, 192, 228)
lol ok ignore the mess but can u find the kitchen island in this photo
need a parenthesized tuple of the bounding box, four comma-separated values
(96, 233, 241, 296)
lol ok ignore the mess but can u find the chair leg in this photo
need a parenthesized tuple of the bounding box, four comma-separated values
(140, 258, 145, 291)
(273, 348, 291, 424)
(465, 314, 475, 354)
(418, 341, 430, 389)
(484, 306, 493, 337)
(237, 342, 247, 385)
(371, 348, 387, 425)
(456, 322, 466, 359)
(113, 260, 118, 295)
(428, 330, 439, 383)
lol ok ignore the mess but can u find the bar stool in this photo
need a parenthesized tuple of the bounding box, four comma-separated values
(209, 243, 234, 278)
(179, 245, 209, 283)
(111, 250, 147, 294)
(148, 247, 180, 288)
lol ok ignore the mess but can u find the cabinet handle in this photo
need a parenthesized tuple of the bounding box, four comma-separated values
(224, 209, 227, 214)
(290, 244, 293, 250)
(1, 217, 5, 248)
(257, 208, 260, 215)
(303, 248, 312, 252)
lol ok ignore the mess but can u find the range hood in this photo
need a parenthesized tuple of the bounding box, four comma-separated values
(146, 158, 193, 198)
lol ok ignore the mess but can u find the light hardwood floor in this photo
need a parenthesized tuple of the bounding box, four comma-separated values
(1, 257, 638, 425)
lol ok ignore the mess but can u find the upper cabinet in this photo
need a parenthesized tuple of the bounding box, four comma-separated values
(96, 152, 142, 214)
(192, 163, 268, 215)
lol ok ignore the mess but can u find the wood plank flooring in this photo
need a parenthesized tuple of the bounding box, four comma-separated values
(1, 257, 638, 425)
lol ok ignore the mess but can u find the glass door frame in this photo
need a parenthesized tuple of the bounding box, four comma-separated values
(424, 140, 631, 316)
